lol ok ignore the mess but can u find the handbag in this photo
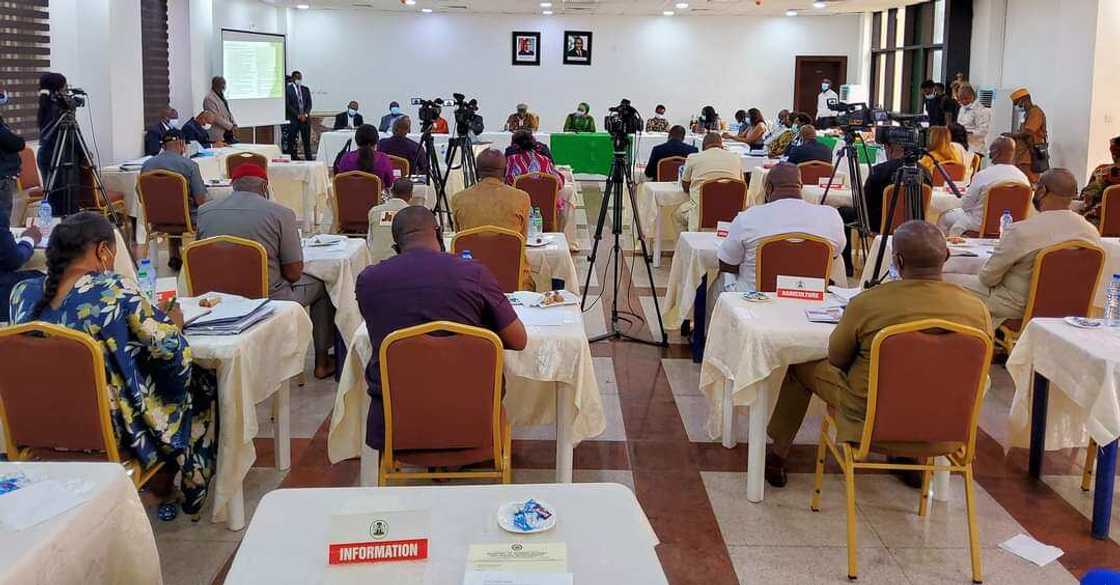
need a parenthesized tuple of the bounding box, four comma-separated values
(1031, 142, 1050, 174)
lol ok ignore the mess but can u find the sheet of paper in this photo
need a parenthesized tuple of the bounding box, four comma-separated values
(467, 543, 567, 573)
(827, 286, 862, 304)
(0, 479, 91, 530)
(999, 534, 1064, 567)
(514, 306, 576, 327)
(462, 571, 573, 585)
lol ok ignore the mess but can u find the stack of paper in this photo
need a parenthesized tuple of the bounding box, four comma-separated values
(118, 156, 152, 171)
(183, 295, 273, 335)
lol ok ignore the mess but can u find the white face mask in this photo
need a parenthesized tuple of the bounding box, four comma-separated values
(0, 91, 8, 106)
(168, 118, 179, 128)
(202, 123, 213, 131)
(347, 108, 358, 116)
(655, 112, 665, 118)
(576, 109, 587, 117)
(821, 83, 830, 91)
(293, 79, 302, 87)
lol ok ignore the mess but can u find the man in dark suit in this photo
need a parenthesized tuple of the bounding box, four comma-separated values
(785, 126, 833, 165)
(285, 70, 313, 159)
(377, 116, 428, 176)
(0, 212, 41, 322)
(333, 100, 364, 130)
(143, 107, 179, 156)
(644, 125, 698, 180)
(180, 111, 218, 149)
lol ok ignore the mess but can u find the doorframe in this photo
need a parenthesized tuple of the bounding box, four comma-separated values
(793, 55, 849, 113)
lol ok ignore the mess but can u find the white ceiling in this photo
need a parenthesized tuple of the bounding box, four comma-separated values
(264, 0, 921, 17)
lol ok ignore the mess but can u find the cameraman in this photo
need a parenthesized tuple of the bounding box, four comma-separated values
(0, 89, 26, 222)
(36, 72, 68, 182)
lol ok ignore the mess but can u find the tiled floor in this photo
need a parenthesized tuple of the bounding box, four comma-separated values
(137, 183, 1120, 584)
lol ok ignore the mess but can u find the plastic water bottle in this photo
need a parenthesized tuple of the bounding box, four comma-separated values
(1105, 274, 1120, 327)
(460, 250, 473, 262)
(37, 199, 53, 240)
(999, 209, 1013, 239)
(677, 164, 685, 184)
(137, 258, 155, 300)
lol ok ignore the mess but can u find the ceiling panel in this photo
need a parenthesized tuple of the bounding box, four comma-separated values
(268, 0, 924, 17)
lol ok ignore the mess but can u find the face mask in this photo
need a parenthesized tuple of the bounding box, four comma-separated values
(293, 79, 302, 86)
(168, 118, 179, 128)
(347, 108, 358, 116)
(0, 91, 7, 106)
(577, 109, 587, 116)
(390, 106, 401, 115)
(821, 83, 830, 91)
(202, 123, 213, 131)
(655, 112, 665, 118)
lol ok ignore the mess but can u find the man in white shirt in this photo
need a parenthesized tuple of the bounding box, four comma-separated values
(717, 162, 846, 292)
(938, 137, 1030, 235)
(957, 85, 991, 153)
(367, 178, 418, 264)
(816, 79, 840, 129)
(680, 133, 743, 231)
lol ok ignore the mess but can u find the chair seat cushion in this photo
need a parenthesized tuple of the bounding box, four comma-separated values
(24, 186, 43, 200)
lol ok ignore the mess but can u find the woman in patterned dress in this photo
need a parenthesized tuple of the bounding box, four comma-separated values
(10, 211, 217, 519)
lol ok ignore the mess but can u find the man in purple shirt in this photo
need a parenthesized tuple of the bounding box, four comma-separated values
(377, 116, 429, 176)
(355, 206, 528, 449)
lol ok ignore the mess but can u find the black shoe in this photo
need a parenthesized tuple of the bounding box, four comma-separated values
(888, 456, 924, 489)
(766, 453, 788, 488)
(168, 256, 182, 272)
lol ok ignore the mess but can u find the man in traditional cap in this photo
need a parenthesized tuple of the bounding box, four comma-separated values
(1003, 88, 1048, 183)
(504, 103, 539, 132)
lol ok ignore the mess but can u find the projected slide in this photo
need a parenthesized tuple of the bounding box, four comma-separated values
(223, 38, 284, 99)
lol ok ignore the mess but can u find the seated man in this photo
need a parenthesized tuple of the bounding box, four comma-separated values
(377, 116, 428, 176)
(367, 178, 416, 263)
(451, 149, 533, 291)
(180, 111, 220, 149)
(949, 168, 1102, 324)
(680, 133, 742, 231)
(140, 128, 208, 270)
(717, 162, 845, 292)
(937, 136, 1029, 235)
(1076, 135, 1120, 228)
(762, 109, 791, 149)
(504, 104, 539, 133)
(378, 101, 404, 133)
(644, 125, 698, 180)
(143, 106, 179, 157)
(785, 125, 832, 165)
(196, 163, 337, 378)
(334, 100, 364, 130)
(766, 220, 992, 487)
(0, 216, 41, 323)
(356, 206, 527, 452)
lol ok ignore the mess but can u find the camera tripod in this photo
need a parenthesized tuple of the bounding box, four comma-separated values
(580, 132, 668, 346)
(43, 109, 123, 231)
(415, 121, 454, 232)
(820, 129, 873, 261)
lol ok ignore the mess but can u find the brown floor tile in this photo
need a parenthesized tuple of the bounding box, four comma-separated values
(656, 543, 739, 585)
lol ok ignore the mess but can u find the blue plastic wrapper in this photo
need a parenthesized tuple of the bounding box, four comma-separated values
(0, 472, 29, 496)
(511, 498, 553, 531)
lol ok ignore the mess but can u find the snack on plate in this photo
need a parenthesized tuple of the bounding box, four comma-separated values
(946, 235, 967, 245)
(539, 291, 566, 306)
(198, 295, 222, 308)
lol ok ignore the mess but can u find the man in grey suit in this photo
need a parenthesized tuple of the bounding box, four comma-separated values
(141, 128, 208, 270)
(203, 76, 238, 145)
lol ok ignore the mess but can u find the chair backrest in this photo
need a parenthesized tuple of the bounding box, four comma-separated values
(656, 156, 687, 182)
(513, 172, 559, 232)
(451, 226, 525, 293)
(978, 182, 1033, 238)
(879, 184, 933, 234)
(933, 161, 967, 186)
(698, 178, 747, 230)
(379, 321, 503, 459)
(797, 161, 834, 186)
(1023, 241, 1106, 323)
(333, 171, 383, 234)
(1100, 185, 1120, 237)
(858, 319, 992, 463)
(386, 155, 410, 180)
(182, 235, 269, 298)
(755, 232, 835, 293)
(138, 171, 193, 234)
(969, 154, 983, 178)
(17, 148, 40, 191)
(0, 323, 120, 460)
(225, 151, 269, 178)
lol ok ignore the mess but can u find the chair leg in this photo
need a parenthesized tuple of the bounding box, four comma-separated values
(501, 420, 513, 485)
(1083, 440, 1098, 492)
(963, 465, 983, 583)
(918, 457, 933, 517)
(811, 418, 829, 512)
(843, 446, 858, 580)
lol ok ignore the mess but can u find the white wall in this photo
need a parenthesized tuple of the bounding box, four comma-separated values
(1088, 0, 1120, 169)
(286, 10, 862, 132)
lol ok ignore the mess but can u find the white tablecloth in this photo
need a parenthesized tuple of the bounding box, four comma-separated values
(443, 232, 580, 294)
(186, 300, 312, 524)
(318, 131, 553, 168)
(0, 462, 162, 585)
(660, 232, 848, 330)
(302, 238, 372, 348)
(224, 483, 665, 585)
(634, 181, 688, 259)
(1006, 319, 1120, 450)
(328, 303, 605, 482)
(266, 160, 332, 231)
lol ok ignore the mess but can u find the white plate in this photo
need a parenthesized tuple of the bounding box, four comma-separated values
(304, 235, 347, 247)
(497, 500, 556, 534)
(1065, 316, 1103, 329)
(526, 236, 553, 248)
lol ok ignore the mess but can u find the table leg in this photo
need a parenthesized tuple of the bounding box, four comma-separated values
(691, 275, 707, 363)
(1091, 440, 1117, 540)
(272, 382, 291, 470)
(227, 487, 246, 531)
(556, 384, 575, 483)
(931, 456, 951, 502)
(1029, 372, 1050, 479)
(746, 385, 768, 503)
(722, 378, 736, 449)
(653, 206, 663, 268)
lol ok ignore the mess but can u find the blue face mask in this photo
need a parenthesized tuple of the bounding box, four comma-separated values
(0, 91, 7, 106)
(390, 106, 401, 115)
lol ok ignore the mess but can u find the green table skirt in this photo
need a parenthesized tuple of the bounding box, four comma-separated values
(549, 132, 625, 175)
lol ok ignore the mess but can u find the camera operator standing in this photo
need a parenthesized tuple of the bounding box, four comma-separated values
(36, 72, 68, 183)
(0, 87, 26, 223)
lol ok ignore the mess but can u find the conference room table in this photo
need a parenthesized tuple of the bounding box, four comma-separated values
(316, 130, 553, 168)
(1006, 318, 1120, 539)
(328, 300, 606, 484)
(223, 483, 666, 585)
(300, 236, 371, 349)
(0, 462, 162, 585)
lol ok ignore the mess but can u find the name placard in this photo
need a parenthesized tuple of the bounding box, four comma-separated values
(715, 221, 732, 239)
(776, 275, 826, 302)
(327, 511, 430, 566)
(818, 176, 846, 189)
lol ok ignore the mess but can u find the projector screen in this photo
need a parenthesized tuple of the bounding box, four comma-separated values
(221, 29, 286, 128)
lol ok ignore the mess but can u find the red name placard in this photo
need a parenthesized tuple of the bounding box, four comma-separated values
(328, 538, 430, 565)
(777, 288, 825, 301)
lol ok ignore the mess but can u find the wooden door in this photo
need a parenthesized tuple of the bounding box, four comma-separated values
(793, 56, 848, 118)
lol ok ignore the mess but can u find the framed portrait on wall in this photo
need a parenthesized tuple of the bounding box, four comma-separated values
(563, 30, 592, 65)
(512, 31, 541, 66)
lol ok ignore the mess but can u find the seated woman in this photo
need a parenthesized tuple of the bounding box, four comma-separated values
(505, 130, 572, 238)
(563, 102, 596, 133)
(920, 125, 965, 181)
(692, 105, 722, 134)
(724, 108, 768, 149)
(334, 124, 395, 190)
(10, 212, 217, 521)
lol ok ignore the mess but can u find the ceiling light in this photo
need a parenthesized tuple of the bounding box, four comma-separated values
(662, 10, 674, 15)
(543, 9, 553, 14)
(675, 2, 689, 8)
(540, 1, 552, 6)
(813, 1, 827, 7)
(295, 3, 310, 8)
(405, 0, 416, 4)
(785, 9, 798, 16)
(421, 7, 432, 12)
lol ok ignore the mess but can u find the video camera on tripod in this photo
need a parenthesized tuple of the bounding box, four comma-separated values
(449, 93, 484, 136)
(410, 97, 446, 128)
(52, 87, 88, 111)
(605, 98, 642, 153)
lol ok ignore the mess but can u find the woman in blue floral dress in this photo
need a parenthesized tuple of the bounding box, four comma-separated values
(10, 212, 217, 518)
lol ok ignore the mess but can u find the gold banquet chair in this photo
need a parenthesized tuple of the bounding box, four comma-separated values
(451, 226, 526, 294)
(0, 323, 164, 489)
(378, 321, 512, 485)
(812, 319, 993, 583)
(182, 235, 270, 299)
(333, 171, 383, 235)
(656, 156, 687, 182)
(138, 170, 195, 257)
(967, 182, 1033, 238)
(386, 155, 411, 180)
(1099, 185, 1120, 237)
(797, 160, 834, 186)
(755, 232, 835, 293)
(225, 151, 269, 178)
(698, 178, 747, 230)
